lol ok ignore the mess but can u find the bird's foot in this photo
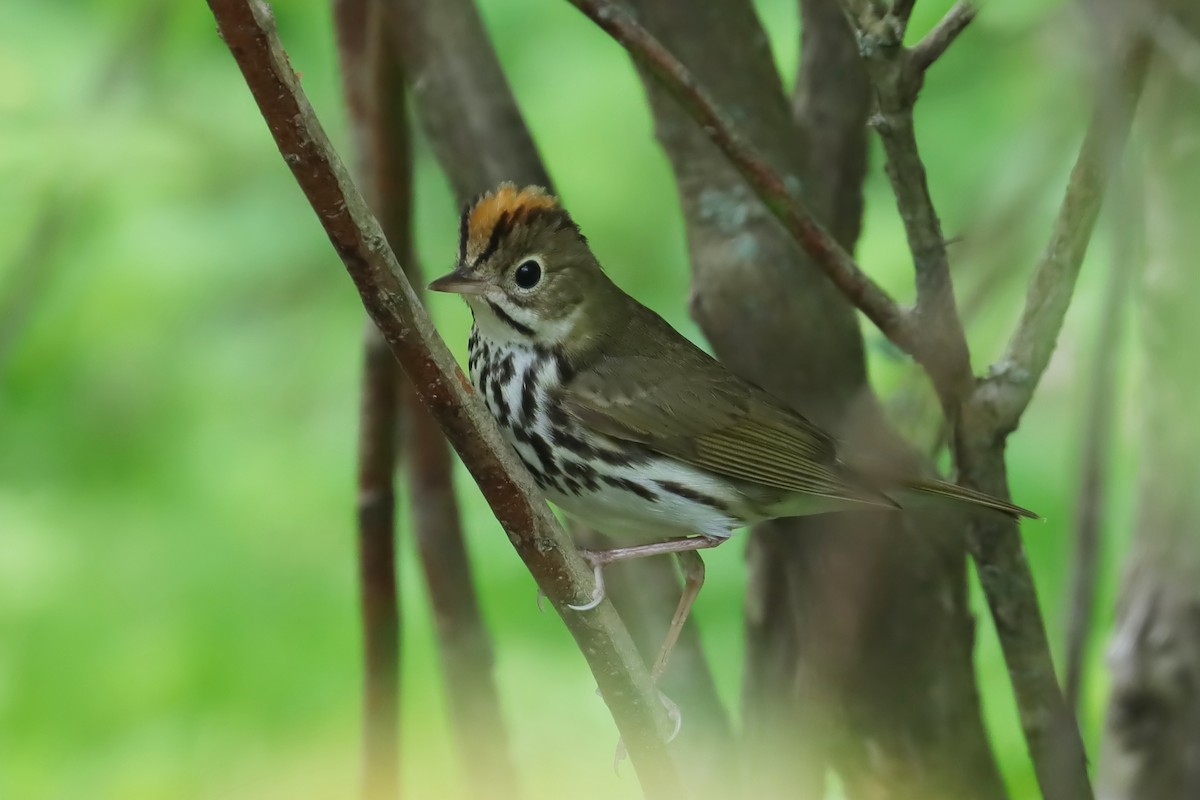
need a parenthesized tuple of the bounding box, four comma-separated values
(566, 556, 606, 611)
(534, 554, 606, 612)
(610, 689, 683, 773)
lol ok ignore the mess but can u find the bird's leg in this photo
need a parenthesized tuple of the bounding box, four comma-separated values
(583, 537, 720, 759)
(567, 535, 723, 611)
(649, 549, 706, 683)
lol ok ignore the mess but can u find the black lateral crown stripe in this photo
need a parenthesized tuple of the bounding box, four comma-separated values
(456, 201, 470, 263)
(475, 210, 511, 267)
(486, 300, 534, 337)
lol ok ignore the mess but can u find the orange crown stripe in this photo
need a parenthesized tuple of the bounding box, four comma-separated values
(466, 183, 560, 252)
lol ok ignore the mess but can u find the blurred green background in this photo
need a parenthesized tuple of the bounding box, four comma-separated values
(1, 0, 1142, 797)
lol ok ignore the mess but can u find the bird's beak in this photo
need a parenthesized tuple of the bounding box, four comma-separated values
(428, 266, 486, 296)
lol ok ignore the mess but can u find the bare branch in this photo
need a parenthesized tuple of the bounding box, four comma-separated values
(841, 0, 975, 407)
(982, 39, 1151, 433)
(205, 2, 683, 793)
(911, 2, 978, 72)
(566, 0, 916, 354)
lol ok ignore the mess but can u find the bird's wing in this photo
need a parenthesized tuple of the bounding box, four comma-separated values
(559, 353, 895, 507)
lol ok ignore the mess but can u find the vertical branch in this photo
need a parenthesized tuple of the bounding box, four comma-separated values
(1064, 180, 1138, 712)
(333, 1, 401, 797)
(336, 1, 518, 797)
(838, 0, 974, 407)
(354, 327, 403, 800)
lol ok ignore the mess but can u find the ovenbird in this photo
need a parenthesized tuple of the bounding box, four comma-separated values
(431, 183, 1034, 681)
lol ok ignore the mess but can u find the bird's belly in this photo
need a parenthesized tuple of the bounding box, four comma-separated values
(469, 334, 747, 541)
(541, 457, 745, 542)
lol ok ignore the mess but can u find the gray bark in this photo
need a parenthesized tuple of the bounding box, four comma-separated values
(616, 0, 1005, 797)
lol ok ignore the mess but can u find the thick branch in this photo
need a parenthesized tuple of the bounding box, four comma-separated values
(206, 2, 682, 794)
(981, 39, 1151, 434)
(892, 0, 916, 28)
(566, 0, 915, 354)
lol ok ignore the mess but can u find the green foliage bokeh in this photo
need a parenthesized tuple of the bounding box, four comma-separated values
(0, 1, 1138, 797)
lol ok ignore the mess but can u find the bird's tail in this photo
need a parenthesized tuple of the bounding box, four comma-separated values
(901, 478, 1039, 520)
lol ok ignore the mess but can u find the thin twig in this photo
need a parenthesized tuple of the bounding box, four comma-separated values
(911, 2, 978, 71)
(1064, 180, 1138, 712)
(566, 0, 916, 355)
(205, 2, 683, 795)
(842, 0, 975, 407)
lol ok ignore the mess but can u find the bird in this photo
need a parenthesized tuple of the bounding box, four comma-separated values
(429, 182, 1035, 686)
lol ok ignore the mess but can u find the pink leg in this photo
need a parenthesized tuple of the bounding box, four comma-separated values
(649, 549, 706, 683)
(567, 535, 724, 611)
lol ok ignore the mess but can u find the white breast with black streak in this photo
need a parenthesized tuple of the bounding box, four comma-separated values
(467, 325, 745, 542)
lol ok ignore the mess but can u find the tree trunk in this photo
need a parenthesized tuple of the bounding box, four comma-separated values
(616, 0, 1005, 796)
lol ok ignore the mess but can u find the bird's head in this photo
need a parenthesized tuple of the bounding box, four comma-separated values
(429, 183, 612, 347)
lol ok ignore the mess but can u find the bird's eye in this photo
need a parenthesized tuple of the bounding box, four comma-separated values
(514, 259, 542, 289)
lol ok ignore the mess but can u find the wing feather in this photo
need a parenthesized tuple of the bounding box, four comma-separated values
(559, 355, 894, 508)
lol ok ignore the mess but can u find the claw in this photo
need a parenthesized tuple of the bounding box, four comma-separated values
(613, 739, 627, 774)
(610, 689, 681, 771)
(659, 690, 683, 742)
(566, 561, 606, 611)
(535, 587, 546, 613)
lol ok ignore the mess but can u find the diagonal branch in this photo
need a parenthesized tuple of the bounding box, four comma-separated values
(956, 35, 1151, 800)
(979, 39, 1152, 434)
(911, 2, 978, 71)
(566, 0, 916, 356)
(205, 2, 683, 795)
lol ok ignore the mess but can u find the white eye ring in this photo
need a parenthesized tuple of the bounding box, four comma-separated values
(513, 256, 544, 291)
